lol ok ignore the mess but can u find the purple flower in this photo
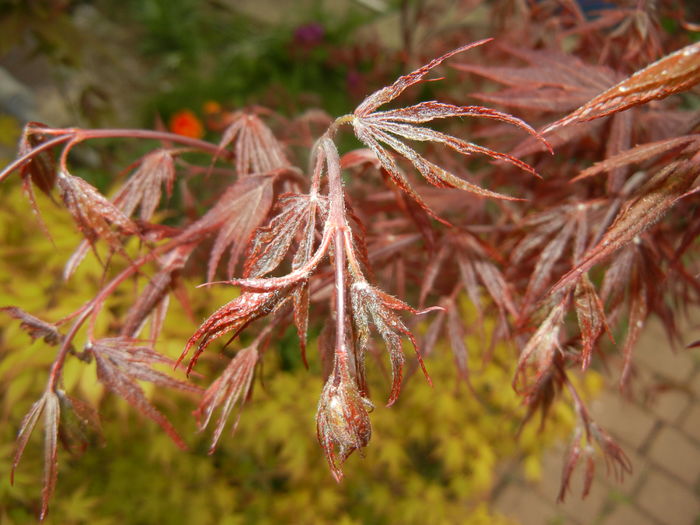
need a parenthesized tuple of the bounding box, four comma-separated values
(294, 22, 324, 47)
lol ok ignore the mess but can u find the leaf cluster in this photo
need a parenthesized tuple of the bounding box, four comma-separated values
(1, 2, 700, 519)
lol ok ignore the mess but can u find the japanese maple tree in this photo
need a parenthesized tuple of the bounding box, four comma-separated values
(2, 3, 700, 519)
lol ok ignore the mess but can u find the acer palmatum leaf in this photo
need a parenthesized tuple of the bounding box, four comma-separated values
(241, 158, 331, 358)
(350, 124, 447, 223)
(573, 135, 700, 181)
(460, 47, 615, 113)
(113, 149, 176, 221)
(354, 40, 493, 117)
(368, 101, 544, 137)
(574, 273, 611, 370)
(455, 233, 518, 321)
(351, 40, 547, 221)
(619, 269, 649, 388)
(63, 240, 91, 280)
(205, 177, 274, 281)
(1, 307, 62, 345)
(180, 290, 286, 374)
(520, 220, 576, 319)
(11, 390, 60, 521)
(17, 123, 59, 239)
(418, 242, 449, 308)
(557, 431, 602, 501)
(56, 390, 101, 456)
(588, 422, 632, 485)
(558, 429, 586, 502)
(216, 111, 290, 176)
(550, 160, 699, 295)
(350, 279, 436, 406)
(195, 344, 259, 453)
(243, 192, 327, 279)
(18, 123, 58, 197)
(229, 226, 333, 291)
(316, 368, 373, 482)
(89, 338, 199, 450)
(445, 299, 478, 394)
(366, 124, 535, 195)
(559, 374, 632, 502)
(514, 298, 566, 394)
(291, 196, 325, 364)
(120, 243, 195, 338)
(56, 170, 137, 249)
(544, 42, 700, 133)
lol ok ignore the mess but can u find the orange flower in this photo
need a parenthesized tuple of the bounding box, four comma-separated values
(202, 100, 221, 115)
(169, 109, 204, 139)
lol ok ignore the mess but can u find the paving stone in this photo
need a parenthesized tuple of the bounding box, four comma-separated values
(495, 483, 577, 525)
(644, 388, 691, 425)
(647, 425, 700, 485)
(633, 320, 696, 383)
(681, 404, 700, 443)
(603, 357, 691, 424)
(589, 390, 657, 448)
(636, 470, 700, 525)
(691, 371, 700, 398)
(602, 503, 659, 525)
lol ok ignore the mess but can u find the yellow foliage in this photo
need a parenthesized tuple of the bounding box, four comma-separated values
(0, 179, 602, 524)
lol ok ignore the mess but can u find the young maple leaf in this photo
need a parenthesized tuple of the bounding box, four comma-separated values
(457, 46, 616, 113)
(454, 232, 518, 321)
(574, 273, 612, 370)
(444, 297, 478, 393)
(171, 175, 276, 280)
(63, 150, 177, 279)
(243, 192, 328, 279)
(573, 135, 700, 182)
(350, 278, 435, 406)
(16, 123, 59, 238)
(316, 368, 373, 482)
(564, 2, 664, 66)
(242, 192, 329, 363)
(179, 290, 286, 374)
(195, 343, 259, 453)
(120, 243, 196, 339)
(89, 337, 200, 450)
(13, 389, 100, 521)
(511, 201, 597, 320)
(458, 46, 618, 157)
(544, 42, 700, 133)
(1, 307, 63, 346)
(112, 149, 176, 221)
(514, 297, 566, 395)
(11, 390, 60, 521)
(350, 40, 548, 221)
(56, 170, 138, 250)
(216, 111, 290, 176)
(55, 390, 102, 456)
(558, 413, 631, 502)
(204, 176, 275, 281)
(550, 159, 700, 295)
(414, 231, 517, 336)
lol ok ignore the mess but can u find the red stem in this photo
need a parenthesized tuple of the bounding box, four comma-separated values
(333, 228, 349, 378)
(45, 233, 200, 390)
(321, 138, 351, 380)
(0, 128, 232, 185)
(0, 135, 72, 183)
(31, 127, 228, 155)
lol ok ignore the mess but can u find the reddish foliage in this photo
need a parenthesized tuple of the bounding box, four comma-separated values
(2, 12, 700, 517)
